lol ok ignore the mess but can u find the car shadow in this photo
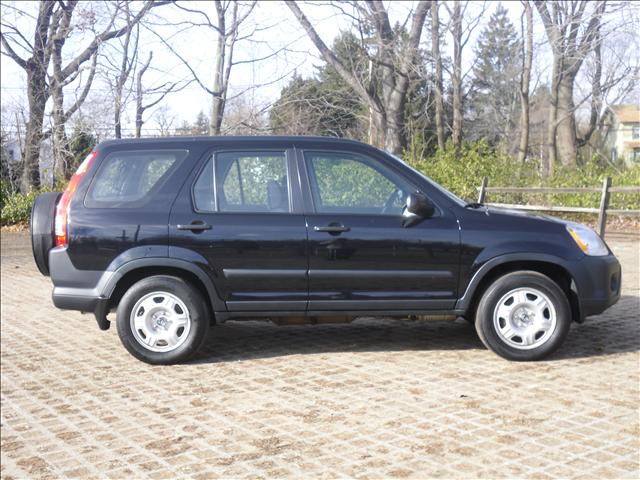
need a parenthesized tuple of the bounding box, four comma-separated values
(191, 295, 639, 364)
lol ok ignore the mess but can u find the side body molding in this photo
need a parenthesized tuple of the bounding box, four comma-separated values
(455, 252, 576, 312)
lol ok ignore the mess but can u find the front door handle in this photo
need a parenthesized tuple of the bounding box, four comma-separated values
(177, 222, 212, 231)
(313, 225, 350, 233)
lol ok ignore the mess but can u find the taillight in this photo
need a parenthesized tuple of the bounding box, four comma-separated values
(54, 151, 97, 247)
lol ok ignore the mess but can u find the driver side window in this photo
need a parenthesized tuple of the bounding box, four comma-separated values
(305, 151, 412, 215)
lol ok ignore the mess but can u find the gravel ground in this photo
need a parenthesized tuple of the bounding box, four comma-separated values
(1, 231, 638, 479)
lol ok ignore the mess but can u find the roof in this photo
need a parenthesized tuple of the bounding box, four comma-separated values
(609, 104, 640, 124)
(98, 135, 369, 148)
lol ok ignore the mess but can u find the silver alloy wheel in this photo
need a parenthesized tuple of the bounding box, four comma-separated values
(129, 291, 191, 353)
(492, 287, 557, 350)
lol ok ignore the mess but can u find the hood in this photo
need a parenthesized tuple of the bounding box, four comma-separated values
(484, 205, 567, 224)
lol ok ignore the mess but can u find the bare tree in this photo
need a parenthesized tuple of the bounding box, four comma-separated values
(103, 4, 139, 140)
(221, 95, 269, 135)
(431, 0, 446, 150)
(517, 1, 533, 164)
(447, 1, 463, 154)
(534, 0, 607, 170)
(443, 1, 486, 156)
(286, 1, 430, 155)
(575, 22, 637, 152)
(149, 1, 257, 136)
(153, 105, 177, 137)
(134, 52, 188, 138)
(0, 0, 166, 189)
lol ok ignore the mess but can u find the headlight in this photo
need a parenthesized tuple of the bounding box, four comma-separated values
(566, 223, 608, 256)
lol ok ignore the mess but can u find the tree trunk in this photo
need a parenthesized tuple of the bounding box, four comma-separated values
(555, 76, 578, 167)
(451, 1, 463, 156)
(209, 2, 227, 136)
(135, 52, 153, 138)
(431, 1, 445, 150)
(577, 29, 603, 150)
(517, 1, 533, 164)
(517, 93, 530, 164)
(368, 107, 385, 148)
(22, 64, 47, 191)
(136, 102, 143, 138)
(115, 93, 123, 139)
(51, 85, 71, 181)
(384, 87, 407, 155)
(543, 55, 561, 176)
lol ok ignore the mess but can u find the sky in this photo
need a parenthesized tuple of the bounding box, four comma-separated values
(0, 0, 586, 139)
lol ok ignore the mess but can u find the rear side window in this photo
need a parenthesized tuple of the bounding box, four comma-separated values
(86, 150, 187, 208)
(193, 151, 290, 213)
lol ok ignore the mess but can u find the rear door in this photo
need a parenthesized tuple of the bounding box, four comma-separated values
(300, 148, 460, 312)
(169, 147, 308, 312)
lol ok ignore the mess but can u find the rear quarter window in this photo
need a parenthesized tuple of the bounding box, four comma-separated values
(85, 150, 188, 208)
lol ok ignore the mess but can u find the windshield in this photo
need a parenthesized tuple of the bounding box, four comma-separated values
(386, 152, 466, 207)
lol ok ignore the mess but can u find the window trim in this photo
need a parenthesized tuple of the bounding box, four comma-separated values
(302, 149, 436, 217)
(190, 149, 294, 215)
(84, 149, 188, 209)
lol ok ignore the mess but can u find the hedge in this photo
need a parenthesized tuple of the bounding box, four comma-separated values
(2, 141, 639, 226)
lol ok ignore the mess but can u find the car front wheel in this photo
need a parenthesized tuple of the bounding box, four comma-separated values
(116, 276, 209, 364)
(475, 271, 571, 361)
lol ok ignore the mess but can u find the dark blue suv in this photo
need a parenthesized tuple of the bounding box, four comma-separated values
(30, 136, 621, 364)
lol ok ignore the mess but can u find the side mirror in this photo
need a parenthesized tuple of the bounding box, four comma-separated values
(403, 192, 435, 227)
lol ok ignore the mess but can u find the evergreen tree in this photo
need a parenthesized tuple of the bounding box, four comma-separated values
(175, 111, 210, 136)
(67, 126, 97, 179)
(270, 29, 435, 153)
(270, 33, 365, 139)
(469, 4, 522, 148)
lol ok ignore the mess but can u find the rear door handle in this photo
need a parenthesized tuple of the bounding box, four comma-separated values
(177, 222, 212, 231)
(313, 225, 350, 233)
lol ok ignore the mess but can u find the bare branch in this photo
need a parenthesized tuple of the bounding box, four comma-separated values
(285, 0, 375, 105)
(60, 0, 170, 81)
(0, 33, 27, 69)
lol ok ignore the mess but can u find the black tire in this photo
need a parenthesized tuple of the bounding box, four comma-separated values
(116, 275, 210, 365)
(475, 271, 571, 361)
(30, 192, 61, 276)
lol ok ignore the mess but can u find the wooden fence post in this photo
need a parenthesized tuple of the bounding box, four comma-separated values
(478, 176, 488, 203)
(597, 176, 611, 239)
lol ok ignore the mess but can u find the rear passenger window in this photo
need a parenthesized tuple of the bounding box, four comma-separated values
(86, 150, 187, 207)
(193, 151, 290, 213)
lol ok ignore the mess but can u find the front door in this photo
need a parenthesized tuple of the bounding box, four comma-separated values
(170, 148, 308, 312)
(301, 150, 460, 312)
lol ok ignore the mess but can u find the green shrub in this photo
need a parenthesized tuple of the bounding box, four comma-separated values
(0, 179, 12, 210)
(1, 189, 39, 225)
(0, 185, 59, 226)
(404, 141, 640, 210)
(2, 141, 638, 226)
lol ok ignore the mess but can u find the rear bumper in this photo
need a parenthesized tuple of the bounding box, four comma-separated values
(574, 254, 621, 320)
(52, 292, 110, 330)
(50, 247, 112, 330)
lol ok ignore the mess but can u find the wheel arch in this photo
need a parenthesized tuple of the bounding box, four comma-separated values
(103, 258, 225, 316)
(457, 255, 580, 324)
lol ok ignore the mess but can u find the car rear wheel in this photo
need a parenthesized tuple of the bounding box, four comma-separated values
(475, 271, 571, 361)
(30, 192, 61, 276)
(116, 276, 209, 364)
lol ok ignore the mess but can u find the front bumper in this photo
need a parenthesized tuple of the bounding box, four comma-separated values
(574, 254, 621, 320)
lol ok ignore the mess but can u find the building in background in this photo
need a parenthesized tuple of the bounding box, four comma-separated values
(602, 104, 640, 166)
